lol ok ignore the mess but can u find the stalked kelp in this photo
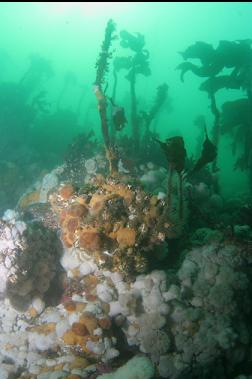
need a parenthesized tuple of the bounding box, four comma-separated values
(194, 115, 207, 158)
(110, 56, 132, 139)
(178, 39, 252, 173)
(112, 56, 132, 103)
(221, 98, 252, 192)
(31, 90, 50, 114)
(221, 99, 251, 168)
(94, 19, 119, 176)
(136, 83, 171, 166)
(180, 39, 252, 194)
(19, 53, 54, 100)
(156, 136, 187, 238)
(141, 83, 169, 136)
(117, 29, 151, 152)
(0, 51, 56, 213)
(191, 122, 217, 174)
(109, 97, 128, 132)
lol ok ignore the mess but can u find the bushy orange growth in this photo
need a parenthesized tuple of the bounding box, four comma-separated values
(69, 356, 89, 369)
(72, 322, 89, 336)
(89, 193, 113, 216)
(98, 317, 111, 330)
(75, 302, 86, 312)
(63, 329, 99, 353)
(62, 232, 76, 248)
(27, 322, 56, 335)
(60, 212, 82, 248)
(62, 330, 78, 345)
(75, 196, 88, 206)
(68, 203, 88, 218)
(79, 227, 103, 252)
(79, 312, 98, 335)
(51, 176, 171, 276)
(58, 184, 75, 200)
(28, 307, 38, 318)
(102, 183, 133, 204)
(83, 275, 99, 289)
(63, 301, 77, 312)
(85, 293, 98, 302)
(92, 174, 105, 186)
(62, 216, 80, 234)
(116, 227, 136, 248)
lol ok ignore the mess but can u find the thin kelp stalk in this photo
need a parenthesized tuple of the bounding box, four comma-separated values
(142, 83, 169, 141)
(209, 92, 220, 173)
(129, 67, 139, 152)
(94, 86, 119, 177)
(246, 85, 252, 190)
(94, 19, 118, 176)
(168, 168, 184, 223)
(156, 136, 187, 239)
(246, 63, 252, 144)
(240, 88, 251, 173)
(110, 68, 118, 143)
(167, 165, 174, 212)
(112, 68, 118, 105)
(178, 172, 184, 220)
(19, 54, 54, 99)
(94, 87, 110, 148)
(190, 122, 217, 175)
(119, 30, 151, 153)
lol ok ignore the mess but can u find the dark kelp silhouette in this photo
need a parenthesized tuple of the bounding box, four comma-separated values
(178, 39, 252, 175)
(156, 136, 187, 221)
(109, 97, 128, 131)
(19, 53, 54, 99)
(191, 126, 217, 173)
(141, 83, 169, 132)
(116, 29, 151, 152)
(221, 98, 252, 172)
(140, 83, 170, 155)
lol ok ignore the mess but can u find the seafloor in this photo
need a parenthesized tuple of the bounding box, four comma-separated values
(0, 150, 252, 379)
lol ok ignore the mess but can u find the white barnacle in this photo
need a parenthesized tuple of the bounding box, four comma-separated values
(158, 232, 165, 241)
(103, 250, 113, 257)
(140, 224, 147, 234)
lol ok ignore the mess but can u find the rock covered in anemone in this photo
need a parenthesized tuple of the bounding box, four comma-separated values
(50, 176, 170, 277)
(0, 209, 63, 312)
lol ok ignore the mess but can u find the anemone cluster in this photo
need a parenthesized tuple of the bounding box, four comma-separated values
(50, 177, 169, 277)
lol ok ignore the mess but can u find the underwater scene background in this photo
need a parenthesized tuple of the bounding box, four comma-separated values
(0, 2, 252, 379)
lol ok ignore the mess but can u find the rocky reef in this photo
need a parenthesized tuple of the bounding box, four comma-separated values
(50, 176, 169, 277)
(0, 160, 251, 379)
(0, 209, 62, 313)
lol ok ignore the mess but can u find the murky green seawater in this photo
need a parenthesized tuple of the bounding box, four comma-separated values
(1, 2, 252, 207)
(0, 4, 252, 379)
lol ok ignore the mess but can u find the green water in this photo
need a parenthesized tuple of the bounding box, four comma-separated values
(0, 2, 252, 203)
(1, 5, 252, 378)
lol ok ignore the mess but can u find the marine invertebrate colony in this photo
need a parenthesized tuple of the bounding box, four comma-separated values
(50, 175, 170, 277)
(0, 210, 62, 312)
